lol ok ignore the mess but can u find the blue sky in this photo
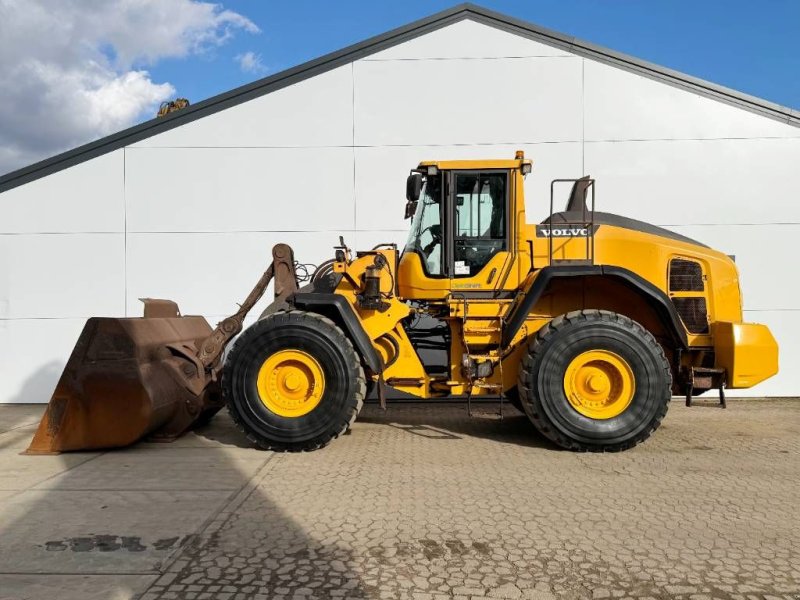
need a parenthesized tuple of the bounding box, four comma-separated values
(152, 0, 799, 110)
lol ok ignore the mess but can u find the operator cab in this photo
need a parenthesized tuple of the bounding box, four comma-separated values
(398, 154, 531, 299)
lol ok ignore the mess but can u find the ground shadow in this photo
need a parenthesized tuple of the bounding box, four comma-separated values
(0, 398, 369, 599)
(358, 399, 558, 450)
(192, 416, 259, 449)
(196, 399, 556, 451)
(0, 362, 66, 451)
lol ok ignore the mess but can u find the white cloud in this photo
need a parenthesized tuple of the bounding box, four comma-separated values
(235, 51, 268, 75)
(0, 0, 260, 175)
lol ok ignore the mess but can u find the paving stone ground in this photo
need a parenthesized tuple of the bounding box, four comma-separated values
(0, 399, 798, 600)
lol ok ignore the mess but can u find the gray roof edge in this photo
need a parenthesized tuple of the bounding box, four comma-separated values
(464, 4, 799, 125)
(1, 2, 796, 194)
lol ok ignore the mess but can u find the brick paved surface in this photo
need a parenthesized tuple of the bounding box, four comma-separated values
(1, 399, 798, 599)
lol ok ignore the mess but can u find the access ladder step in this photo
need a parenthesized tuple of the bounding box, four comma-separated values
(472, 383, 502, 390)
(464, 327, 502, 334)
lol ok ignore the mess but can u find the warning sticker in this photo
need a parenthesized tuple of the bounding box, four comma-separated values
(454, 261, 470, 276)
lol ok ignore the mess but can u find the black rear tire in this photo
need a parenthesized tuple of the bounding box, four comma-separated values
(518, 309, 671, 452)
(223, 311, 365, 451)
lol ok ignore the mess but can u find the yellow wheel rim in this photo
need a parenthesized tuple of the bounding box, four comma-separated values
(563, 350, 635, 420)
(257, 349, 325, 417)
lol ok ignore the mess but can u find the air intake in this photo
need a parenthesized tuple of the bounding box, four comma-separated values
(669, 258, 704, 292)
(672, 297, 709, 334)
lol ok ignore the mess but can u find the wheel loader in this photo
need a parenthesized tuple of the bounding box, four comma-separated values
(26, 152, 778, 454)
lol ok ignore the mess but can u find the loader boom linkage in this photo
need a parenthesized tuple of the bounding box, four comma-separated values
(198, 243, 298, 372)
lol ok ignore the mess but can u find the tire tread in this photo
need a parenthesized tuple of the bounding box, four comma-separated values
(518, 309, 671, 452)
(223, 310, 365, 452)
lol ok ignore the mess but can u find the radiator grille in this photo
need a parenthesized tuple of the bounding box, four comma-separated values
(672, 297, 709, 334)
(669, 258, 704, 291)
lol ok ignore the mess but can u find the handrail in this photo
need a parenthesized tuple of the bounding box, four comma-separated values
(548, 178, 596, 265)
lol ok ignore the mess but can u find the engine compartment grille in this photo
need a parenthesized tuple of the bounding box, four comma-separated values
(672, 297, 709, 334)
(669, 258, 704, 291)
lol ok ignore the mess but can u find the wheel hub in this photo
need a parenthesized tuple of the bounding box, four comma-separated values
(563, 350, 635, 420)
(257, 349, 325, 417)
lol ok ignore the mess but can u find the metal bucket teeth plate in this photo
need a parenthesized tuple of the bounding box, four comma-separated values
(26, 316, 222, 454)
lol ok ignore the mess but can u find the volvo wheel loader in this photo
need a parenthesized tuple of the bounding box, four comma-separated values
(27, 152, 778, 454)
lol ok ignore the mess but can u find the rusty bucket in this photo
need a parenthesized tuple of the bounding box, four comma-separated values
(25, 244, 299, 454)
(25, 306, 223, 454)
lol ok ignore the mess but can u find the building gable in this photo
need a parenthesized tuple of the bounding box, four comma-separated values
(0, 3, 796, 194)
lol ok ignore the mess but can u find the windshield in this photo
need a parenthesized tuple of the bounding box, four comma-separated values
(404, 174, 443, 276)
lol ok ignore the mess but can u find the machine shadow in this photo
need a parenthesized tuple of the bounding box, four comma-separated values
(0, 362, 65, 450)
(357, 400, 558, 450)
(193, 416, 259, 449)
(196, 399, 557, 451)
(0, 408, 370, 600)
(7, 361, 65, 405)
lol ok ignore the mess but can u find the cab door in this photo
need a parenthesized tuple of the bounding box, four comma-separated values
(448, 170, 513, 293)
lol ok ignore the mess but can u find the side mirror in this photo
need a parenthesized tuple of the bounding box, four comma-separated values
(406, 172, 422, 201)
(404, 200, 418, 220)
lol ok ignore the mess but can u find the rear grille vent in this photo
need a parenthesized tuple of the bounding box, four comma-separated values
(669, 258, 704, 291)
(672, 297, 709, 334)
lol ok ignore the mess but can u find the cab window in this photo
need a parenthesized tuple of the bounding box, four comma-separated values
(404, 174, 444, 276)
(453, 172, 507, 278)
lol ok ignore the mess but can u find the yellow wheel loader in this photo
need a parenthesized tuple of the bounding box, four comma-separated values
(27, 152, 778, 454)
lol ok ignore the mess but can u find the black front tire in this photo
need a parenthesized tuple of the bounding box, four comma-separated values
(518, 310, 671, 452)
(223, 311, 365, 451)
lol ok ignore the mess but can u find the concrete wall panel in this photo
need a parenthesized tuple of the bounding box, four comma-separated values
(125, 231, 345, 317)
(125, 147, 355, 233)
(0, 151, 124, 234)
(584, 138, 800, 226)
(585, 61, 799, 141)
(354, 56, 583, 146)
(0, 318, 87, 404)
(0, 234, 124, 319)
(131, 66, 353, 148)
(353, 230, 407, 252)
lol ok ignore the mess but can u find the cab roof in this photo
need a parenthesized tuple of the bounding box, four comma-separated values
(417, 157, 528, 170)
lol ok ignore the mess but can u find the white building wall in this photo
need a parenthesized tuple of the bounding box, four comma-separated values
(0, 150, 126, 403)
(1, 18, 798, 402)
